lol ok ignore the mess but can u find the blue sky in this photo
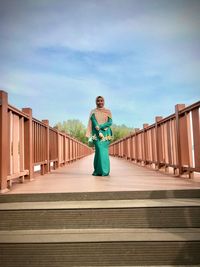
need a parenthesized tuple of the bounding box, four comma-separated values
(0, 0, 200, 128)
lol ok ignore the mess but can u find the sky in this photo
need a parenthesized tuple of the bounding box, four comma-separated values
(0, 0, 200, 129)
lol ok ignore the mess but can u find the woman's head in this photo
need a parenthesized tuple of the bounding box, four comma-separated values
(96, 96, 104, 108)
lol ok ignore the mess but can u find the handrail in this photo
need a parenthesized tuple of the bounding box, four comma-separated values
(109, 100, 200, 178)
(8, 104, 29, 119)
(0, 90, 93, 193)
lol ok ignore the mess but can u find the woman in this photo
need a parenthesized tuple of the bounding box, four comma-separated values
(86, 96, 113, 176)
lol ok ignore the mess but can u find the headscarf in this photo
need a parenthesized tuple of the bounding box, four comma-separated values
(86, 96, 112, 138)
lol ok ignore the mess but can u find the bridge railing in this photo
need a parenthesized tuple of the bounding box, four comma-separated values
(109, 101, 200, 178)
(0, 90, 93, 193)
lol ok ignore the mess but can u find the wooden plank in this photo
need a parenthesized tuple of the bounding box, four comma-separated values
(13, 114, 19, 174)
(7, 170, 29, 180)
(175, 104, 185, 175)
(3, 154, 200, 194)
(22, 108, 33, 180)
(9, 111, 13, 176)
(0, 91, 9, 192)
(179, 114, 190, 166)
(192, 108, 200, 170)
(42, 120, 49, 173)
(20, 117, 24, 172)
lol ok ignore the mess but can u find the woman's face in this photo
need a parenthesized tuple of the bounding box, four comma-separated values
(96, 97, 104, 108)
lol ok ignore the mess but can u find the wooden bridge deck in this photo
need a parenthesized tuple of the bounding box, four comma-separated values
(4, 154, 200, 194)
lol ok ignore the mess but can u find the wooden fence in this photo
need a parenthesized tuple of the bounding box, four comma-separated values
(109, 101, 200, 178)
(0, 90, 93, 193)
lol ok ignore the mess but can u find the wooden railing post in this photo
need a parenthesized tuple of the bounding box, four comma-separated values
(71, 139, 74, 162)
(57, 130, 60, 168)
(77, 142, 79, 159)
(22, 108, 33, 181)
(0, 91, 9, 193)
(75, 142, 76, 160)
(42, 120, 50, 173)
(135, 128, 140, 163)
(129, 135, 133, 160)
(125, 138, 127, 159)
(192, 108, 200, 172)
(155, 116, 163, 170)
(175, 104, 186, 176)
(143, 123, 149, 165)
(64, 136, 67, 164)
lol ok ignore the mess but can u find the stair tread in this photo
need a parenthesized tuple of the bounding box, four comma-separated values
(1, 228, 200, 243)
(1, 198, 200, 210)
(1, 189, 200, 203)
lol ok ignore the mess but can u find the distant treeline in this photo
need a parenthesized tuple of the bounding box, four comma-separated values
(54, 119, 135, 144)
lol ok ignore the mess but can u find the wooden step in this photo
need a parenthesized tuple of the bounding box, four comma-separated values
(1, 198, 200, 210)
(0, 228, 199, 266)
(1, 228, 200, 242)
(1, 190, 199, 266)
(1, 189, 200, 203)
(0, 199, 200, 230)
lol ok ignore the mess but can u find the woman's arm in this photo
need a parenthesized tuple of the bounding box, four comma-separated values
(99, 117, 112, 130)
(90, 113, 99, 128)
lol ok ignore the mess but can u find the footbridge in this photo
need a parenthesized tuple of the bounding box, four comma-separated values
(0, 90, 200, 266)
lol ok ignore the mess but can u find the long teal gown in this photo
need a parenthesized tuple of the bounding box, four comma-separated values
(90, 113, 113, 176)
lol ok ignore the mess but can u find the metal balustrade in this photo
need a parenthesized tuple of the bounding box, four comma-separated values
(0, 90, 93, 193)
(109, 101, 200, 178)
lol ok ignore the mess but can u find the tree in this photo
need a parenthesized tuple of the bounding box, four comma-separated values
(54, 119, 87, 144)
(54, 120, 136, 144)
(111, 124, 135, 142)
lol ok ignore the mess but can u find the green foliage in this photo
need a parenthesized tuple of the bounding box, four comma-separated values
(54, 119, 87, 144)
(54, 120, 135, 144)
(111, 123, 135, 142)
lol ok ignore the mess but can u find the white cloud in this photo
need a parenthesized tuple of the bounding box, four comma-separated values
(0, 0, 200, 128)
(1, 0, 200, 53)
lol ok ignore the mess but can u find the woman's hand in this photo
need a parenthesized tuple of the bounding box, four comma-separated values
(95, 125, 100, 131)
(99, 132, 104, 139)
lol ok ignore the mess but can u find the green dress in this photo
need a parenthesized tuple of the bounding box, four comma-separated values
(90, 113, 113, 176)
